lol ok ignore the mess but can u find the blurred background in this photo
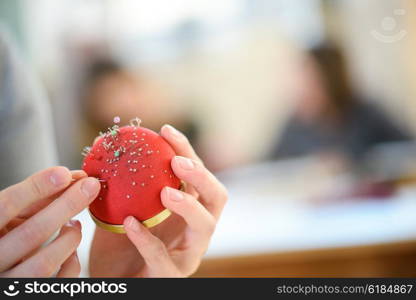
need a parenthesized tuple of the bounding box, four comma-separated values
(1, 0, 416, 276)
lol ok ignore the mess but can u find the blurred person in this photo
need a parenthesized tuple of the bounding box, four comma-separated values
(269, 43, 411, 163)
(79, 58, 199, 159)
(0, 29, 226, 277)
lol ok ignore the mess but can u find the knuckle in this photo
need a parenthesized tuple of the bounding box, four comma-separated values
(0, 197, 17, 219)
(27, 176, 44, 199)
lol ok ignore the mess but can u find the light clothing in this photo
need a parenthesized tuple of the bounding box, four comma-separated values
(0, 27, 58, 189)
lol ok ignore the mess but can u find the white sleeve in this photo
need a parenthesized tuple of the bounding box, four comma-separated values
(0, 27, 58, 189)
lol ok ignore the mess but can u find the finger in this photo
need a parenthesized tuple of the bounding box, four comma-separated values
(123, 216, 179, 277)
(56, 252, 81, 278)
(160, 125, 201, 162)
(5, 220, 82, 277)
(171, 156, 227, 219)
(0, 166, 72, 228)
(19, 170, 88, 219)
(160, 124, 200, 197)
(161, 187, 215, 250)
(0, 218, 25, 237)
(0, 177, 100, 272)
(70, 170, 88, 181)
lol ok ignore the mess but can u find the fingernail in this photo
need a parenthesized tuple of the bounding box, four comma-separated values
(166, 187, 183, 202)
(126, 216, 140, 233)
(71, 170, 87, 177)
(50, 167, 70, 187)
(163, 124, 182, 138)
(175, 156, 194, 170)
(81, 178, 100, 198)
(71, 170, 87, 180)
(66, 219, 81, 229)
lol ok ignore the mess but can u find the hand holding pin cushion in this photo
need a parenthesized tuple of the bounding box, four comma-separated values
(87, 119, 228, 277)
(82, 117, 182, 233)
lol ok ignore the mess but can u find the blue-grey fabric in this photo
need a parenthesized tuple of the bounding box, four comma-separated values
(0, 27, 58, 189)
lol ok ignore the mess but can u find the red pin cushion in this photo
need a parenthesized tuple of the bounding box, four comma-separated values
(82, 122, 180, 233)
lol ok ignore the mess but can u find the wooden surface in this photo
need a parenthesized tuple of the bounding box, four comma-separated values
(193, 239, 416, 277)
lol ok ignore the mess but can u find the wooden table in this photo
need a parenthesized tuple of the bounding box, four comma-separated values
(194, 161, 416, 277)
(194, 239, 416, 277)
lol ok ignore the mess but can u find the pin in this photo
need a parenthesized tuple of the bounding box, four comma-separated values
(103, 141, 113, 150)
(129, 117, 142, 127)
(81, 146, 91, 157)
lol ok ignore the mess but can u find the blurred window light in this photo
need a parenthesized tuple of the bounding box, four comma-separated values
(21, 0, 324, 65)
(107, 0, 242, 36)
(242, 0, 325, 47)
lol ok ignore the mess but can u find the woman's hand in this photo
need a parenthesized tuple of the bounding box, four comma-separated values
(89, 125, 227, 277)
(0, 167, 100, 277)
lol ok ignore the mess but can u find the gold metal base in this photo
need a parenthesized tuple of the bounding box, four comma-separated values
(89, 209, 172, 234)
